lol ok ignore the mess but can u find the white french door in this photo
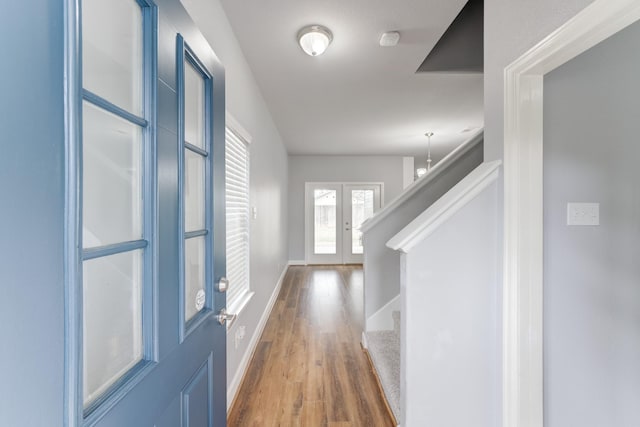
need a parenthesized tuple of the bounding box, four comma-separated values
(342, 184, 381, 263)
(305, 183, 382, 264)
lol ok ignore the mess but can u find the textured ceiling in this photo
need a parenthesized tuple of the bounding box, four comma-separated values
(220, 0, 484, 157)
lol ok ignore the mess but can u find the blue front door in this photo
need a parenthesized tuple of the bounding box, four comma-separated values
(64, 0, 227, 425)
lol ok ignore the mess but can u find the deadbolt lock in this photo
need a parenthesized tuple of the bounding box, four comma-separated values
(216, 277, 229, 293)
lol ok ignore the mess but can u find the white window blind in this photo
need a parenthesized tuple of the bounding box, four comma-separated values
(225, 126, 250, 311)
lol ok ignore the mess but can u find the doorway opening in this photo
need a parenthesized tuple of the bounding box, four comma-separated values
(305, 182, 383, 264)
(502, 0, 640, 424)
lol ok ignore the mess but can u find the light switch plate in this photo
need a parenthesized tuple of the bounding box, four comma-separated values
(567, 202, 599, 226)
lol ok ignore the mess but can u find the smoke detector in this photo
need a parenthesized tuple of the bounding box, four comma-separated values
(379, 31, 400, 47)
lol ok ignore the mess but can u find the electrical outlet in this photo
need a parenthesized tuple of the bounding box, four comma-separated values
(567, 202, 599, 226)
(234, 326, 246, 349)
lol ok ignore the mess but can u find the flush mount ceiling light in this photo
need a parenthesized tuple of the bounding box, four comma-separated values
(297, 25, 333, 56)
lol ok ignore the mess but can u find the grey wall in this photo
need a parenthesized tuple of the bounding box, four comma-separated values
(543, 20, 640, 426)
(288, 155, 405, 261)
(180, 0, 290, 396)
(363, 142, 483, 321)
(403, 180, 499, 427)
(484, 0, 595, 161)
(0, 1, 65, 424)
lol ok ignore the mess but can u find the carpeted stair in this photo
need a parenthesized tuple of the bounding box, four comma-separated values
(365, 310, 400, 423)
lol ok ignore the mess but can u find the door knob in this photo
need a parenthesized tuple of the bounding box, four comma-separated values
(216, 277, 229, 293)
(216, 308, 237, 326)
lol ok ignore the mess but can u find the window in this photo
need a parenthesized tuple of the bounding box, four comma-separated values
(178, 37, 213, 334)
(80, 0, 155, 413)
(225, 126, 251, 313)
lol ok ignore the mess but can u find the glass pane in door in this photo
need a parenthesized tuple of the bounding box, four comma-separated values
(82, 0, 143, 115)
(184, 149, 206, 232)
(185, 236, 206, 322)
(351, 190, 375, 254)
(184, 61, 205, 149)
(83, 102, 143, 248)
(83, 249, 143, 406)
(314, 189, 337, 254)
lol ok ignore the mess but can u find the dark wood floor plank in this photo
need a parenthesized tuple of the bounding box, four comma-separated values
(228, 266, 394, 427)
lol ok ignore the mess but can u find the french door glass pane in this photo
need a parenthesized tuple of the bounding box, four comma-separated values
(185, 236, 206, 321)
(82, 0, 143, 115)
(83, 250, 143, 407)
(351, 190, 375, 254)
(83, 102, 143, 248)
(184, 150, 205, 232)
(184, 61, 205, 149)
(314, 189, 337, 254)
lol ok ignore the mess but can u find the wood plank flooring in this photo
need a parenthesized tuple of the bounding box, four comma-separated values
(228, 266, 394, 427)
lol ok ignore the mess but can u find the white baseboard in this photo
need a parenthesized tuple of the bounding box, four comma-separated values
(227, 263, 289, 411)
(288, 259, 306, 266)
(366, 294, 400, 332)
(361, 331, 369, 349)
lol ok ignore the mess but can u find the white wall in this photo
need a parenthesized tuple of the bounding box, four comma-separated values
(484, 0, 595, 161)
(363, 140, 483, 328)
(180, 0, 290, 403)
(288, 155, 404, 261)
(402, 157, 414, 189)
(401, 181, 499, 427)
(543, 20, 640, 426)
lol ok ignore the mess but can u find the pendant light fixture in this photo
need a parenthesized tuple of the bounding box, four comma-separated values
(425, 132, 434, 171)
(297, 25, 333, 56)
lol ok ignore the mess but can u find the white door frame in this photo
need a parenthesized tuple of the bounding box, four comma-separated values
(305, 182, 384, 265)
(502, 1, 640, 426)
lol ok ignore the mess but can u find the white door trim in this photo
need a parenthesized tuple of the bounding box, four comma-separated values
(304, 182, 384, 265)
(502, 1, 640, 426)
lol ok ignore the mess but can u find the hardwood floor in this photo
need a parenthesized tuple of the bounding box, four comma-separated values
(228, 265, 394, 427)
